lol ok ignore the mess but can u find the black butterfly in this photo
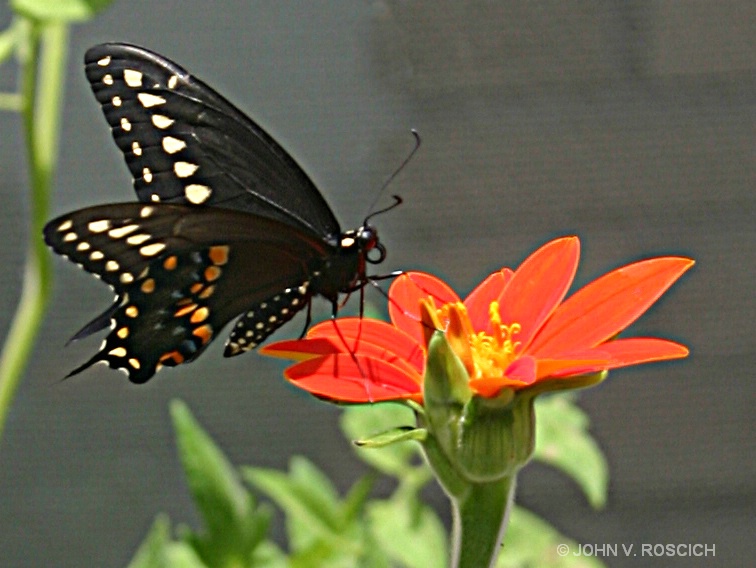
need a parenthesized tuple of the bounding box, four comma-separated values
(44, 43, 389, 383)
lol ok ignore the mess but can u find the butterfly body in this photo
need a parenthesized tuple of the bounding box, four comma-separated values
(44, 43, 384, 383)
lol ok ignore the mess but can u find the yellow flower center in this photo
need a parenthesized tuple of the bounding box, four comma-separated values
(468, 302, 521, 381)
(423, 298, 521, 382)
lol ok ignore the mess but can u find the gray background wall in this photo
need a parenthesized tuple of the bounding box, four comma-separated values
(0, 1, 753, 566)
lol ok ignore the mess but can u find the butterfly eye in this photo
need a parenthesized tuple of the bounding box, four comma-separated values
(367, 242, 387, 265)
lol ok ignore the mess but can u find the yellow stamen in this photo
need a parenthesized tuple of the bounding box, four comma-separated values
(467, 301, 521, 381)
(420, 298, 522, 384)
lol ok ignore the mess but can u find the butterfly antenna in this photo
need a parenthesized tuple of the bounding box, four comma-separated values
(365, 129, 421, 221)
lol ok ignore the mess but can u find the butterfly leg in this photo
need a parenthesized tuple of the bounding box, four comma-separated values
(298, 298, 314, 340)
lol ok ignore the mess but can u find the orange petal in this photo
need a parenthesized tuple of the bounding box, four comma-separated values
(284, 353, 422, 403)
(529, 257, 694, 357)
(305, 318, 426, 376)
(464, 268, 513, 333)
(447, 304, 475, 375)
(536, 356, 611, 379)
(469, 378, 513, 397)
(260, 337, 341, 361)
(498, 237, 580, 348)
(598, 337, 690, 369)
(504, 355, 537, 385)
(388, 272, 459, 347)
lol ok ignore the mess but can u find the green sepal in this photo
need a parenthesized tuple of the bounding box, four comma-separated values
(455, 390, 537, 483)
(422, 330, 471, 471)
(526, 370, 608, 397)
(355, 425, 427, 448)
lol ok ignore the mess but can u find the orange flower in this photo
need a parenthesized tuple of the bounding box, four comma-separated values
(262, 237, 693, 403)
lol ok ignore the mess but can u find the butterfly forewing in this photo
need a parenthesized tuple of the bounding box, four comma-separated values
(84, 43, 341, 238)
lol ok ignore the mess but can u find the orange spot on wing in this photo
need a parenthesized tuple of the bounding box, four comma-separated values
(174, 303, 198, 317)
(159, 351, 184, 365)
(192, 324, 213, 344)
(204, 266, 222, 282)
(208, 245, 229, 265)
(190, 307, 209, 323)
(199, 285, 215, 299)
(163, 256, 178, 270)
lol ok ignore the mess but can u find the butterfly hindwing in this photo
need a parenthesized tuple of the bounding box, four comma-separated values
(84, 43, 341, 238)
(45, 203, 330, 382)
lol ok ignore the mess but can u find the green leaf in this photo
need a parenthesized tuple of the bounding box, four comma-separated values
(341, 474, 375, 525)
(11, 0, 114, 22)
(170, 400, 271, 567)
(498, 506, 607, 568)
(243, 460, 361, 556)
(127, 515, 208, 568)
(368, 498, 448, 568)
(341, 404, 424, 478)
(249, 542, 289, 568)
(533, 395, 609, 508)
(288, 456, 342, 522)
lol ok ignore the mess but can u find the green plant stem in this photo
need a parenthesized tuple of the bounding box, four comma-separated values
(0, 19, 68, 445)
(451, 475, 516, 568)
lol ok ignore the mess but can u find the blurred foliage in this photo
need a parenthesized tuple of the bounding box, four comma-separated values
(127, 397, 607, 567)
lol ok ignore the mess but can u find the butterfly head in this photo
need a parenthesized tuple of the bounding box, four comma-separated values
(340, 224, 385, 265)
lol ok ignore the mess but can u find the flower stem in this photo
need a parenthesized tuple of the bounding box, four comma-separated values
(0, 19, 68, 444)
(451, 475, 516, 568)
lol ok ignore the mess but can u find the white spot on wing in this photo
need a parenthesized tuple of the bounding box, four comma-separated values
(103, 74, 113, 85)
(137, 93, 166, 108)
(167, 75, 179, 89)
(88, 220, 111, 233)
(131, 141, 142, 156)
(120, 117, 132, 131)
(162, 136, 186, 154)
(108, 224, 139, 239)
(111, 96, 122, 107)
(140, 242, 166, 257)
(140, 206, 154, 218)
(123, 69, 143, 87)
(142, 167, 153, 183)
(57, 219, 73, 232)
(109, 347, 127, 357)
(97, 56, 111, 67)
(152, 115, 174, 129)
(126, 234, 151, 246)
(105, 260, 120, 272)
(184, 184, 212, 204)
(63, 232, 78, 242)
(174, 161, 199, 178)
(89, 250, 104, 261)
